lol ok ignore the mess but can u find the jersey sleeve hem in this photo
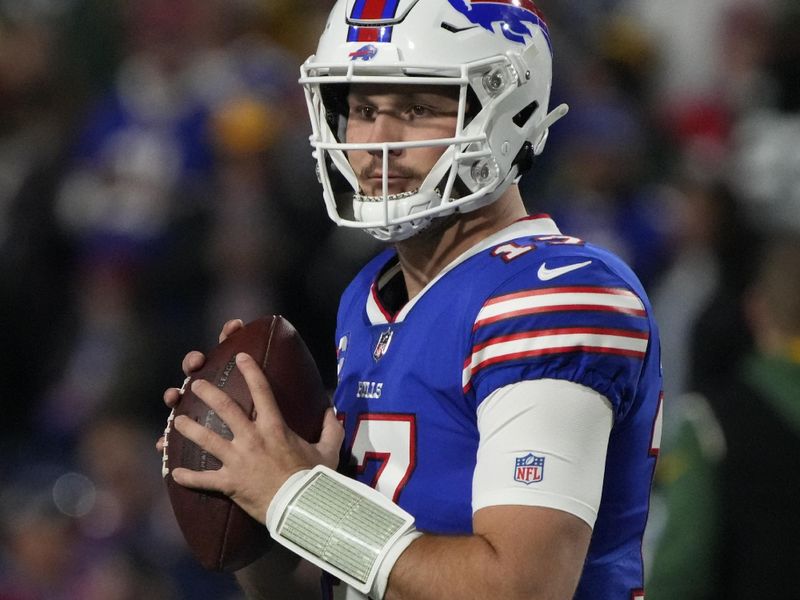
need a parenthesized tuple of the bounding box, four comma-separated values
(472, 488, 598, 528)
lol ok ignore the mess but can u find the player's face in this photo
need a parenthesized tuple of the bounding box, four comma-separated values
(345, 84, 460, 196)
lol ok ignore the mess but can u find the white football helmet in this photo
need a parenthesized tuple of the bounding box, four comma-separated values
(300, 0, 568, 242)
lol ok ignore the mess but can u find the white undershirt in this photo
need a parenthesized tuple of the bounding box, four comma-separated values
(473, 378, 614, 528)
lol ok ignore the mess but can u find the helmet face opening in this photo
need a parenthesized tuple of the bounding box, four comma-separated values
(301, 0, 567, 242)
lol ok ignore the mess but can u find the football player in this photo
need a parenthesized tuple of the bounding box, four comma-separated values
(161, 1, 664, 598)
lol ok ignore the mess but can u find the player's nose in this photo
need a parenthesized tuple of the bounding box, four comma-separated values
(366, 113, 404, 156)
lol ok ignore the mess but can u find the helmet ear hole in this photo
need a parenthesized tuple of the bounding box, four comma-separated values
(512, 141, 535, 176)
(321, 84, 350, 140)
(435, 171, 472, 200)
(512, 100, 539, 128)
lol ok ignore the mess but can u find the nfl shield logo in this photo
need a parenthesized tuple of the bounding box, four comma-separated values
(514, 453, 545, 484)
(373, 328, 394, 361)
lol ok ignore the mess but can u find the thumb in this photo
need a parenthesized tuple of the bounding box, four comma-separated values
(316, 408, 345, 468)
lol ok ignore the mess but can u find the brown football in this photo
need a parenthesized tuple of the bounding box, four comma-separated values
(164, 315, 329, 572)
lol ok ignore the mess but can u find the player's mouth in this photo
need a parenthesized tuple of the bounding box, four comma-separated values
(362, 173, 414, 196)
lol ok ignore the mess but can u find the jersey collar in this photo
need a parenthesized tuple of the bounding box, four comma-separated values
(365, 215, 562, 325)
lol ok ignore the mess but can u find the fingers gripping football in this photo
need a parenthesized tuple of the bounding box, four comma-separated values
(172, 352, 343, 524)
(234, 349, 344, 478)
(157, 320, 245, 452)
(219, 318, 245, 343)
(162, 315, 333, 571)
(168, 319, 244, 409)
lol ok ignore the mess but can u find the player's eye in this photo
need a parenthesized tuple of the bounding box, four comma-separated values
(352, 105, 376, 120)
(409, 104, 431, 117)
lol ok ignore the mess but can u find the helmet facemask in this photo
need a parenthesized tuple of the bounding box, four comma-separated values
(300, 0, 568, 242)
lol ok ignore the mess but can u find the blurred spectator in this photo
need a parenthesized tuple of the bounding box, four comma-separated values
(648, 234, 800, 598)
(685, 189, 761, 393)
(652, 178, 761, 399)
(75, 415, 241, 599)
(0, 0, 89, 442)
(0, 458, 177, 600)
(769, 1, 800, 111)
(624, 0, 780, 105)
(730, 110, 800, 234)
(0, 418, 242, 599)
(27, 0, 218, 449)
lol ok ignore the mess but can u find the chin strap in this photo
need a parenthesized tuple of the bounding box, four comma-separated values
(353, 189, 419, 203)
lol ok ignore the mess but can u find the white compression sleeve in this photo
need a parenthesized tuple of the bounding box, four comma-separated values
(266, 465, 420, 599)
(472, 378, 614, 527)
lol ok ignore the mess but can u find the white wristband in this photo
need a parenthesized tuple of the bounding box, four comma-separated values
(371, 528, 422, 599)
(266, 465, 418, 598)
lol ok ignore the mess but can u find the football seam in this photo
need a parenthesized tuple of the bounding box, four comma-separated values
(260, 315, 279, 413)
(218, 342, 235, 570)
(218, 500, 234, 570)
(218, 316, 276, 569)
(215, 319, 260, 569)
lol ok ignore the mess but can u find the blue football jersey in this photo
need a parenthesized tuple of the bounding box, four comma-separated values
(330, 216, 663, 599)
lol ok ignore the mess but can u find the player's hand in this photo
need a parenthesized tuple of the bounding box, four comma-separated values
(169, 352, 345, 524)
(155, 319, 245, 453)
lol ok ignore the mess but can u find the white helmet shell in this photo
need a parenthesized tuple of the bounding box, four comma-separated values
(300, 0, 568, 242)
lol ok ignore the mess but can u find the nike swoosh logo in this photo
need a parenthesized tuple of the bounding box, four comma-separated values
(537, 260, 593, 281)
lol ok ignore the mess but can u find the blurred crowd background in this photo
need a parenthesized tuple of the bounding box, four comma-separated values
(0, 0, 798, 598)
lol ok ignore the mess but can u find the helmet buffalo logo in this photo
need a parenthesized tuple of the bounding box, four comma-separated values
(348, 44, 379, 61)
(447, 0, 551, 48)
